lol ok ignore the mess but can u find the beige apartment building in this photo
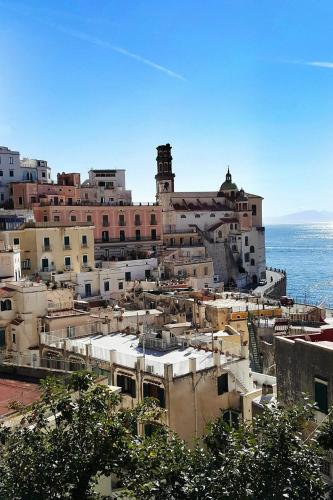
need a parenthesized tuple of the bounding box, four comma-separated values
(0, 222, 94, 276)
(0, 281, 47, 355)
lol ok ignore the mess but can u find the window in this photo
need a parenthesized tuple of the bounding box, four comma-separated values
(151, 229, 157, 240)
(252, 204, 257, 216)
(9, 156, 13, 164)
(12, 333, 16, 344)
(222, 410, 239, 427)
(85, 283, 92, 297)
(0, 328, 5, 346)
(135, 214, 141, 226)
(64, 256, 71, 268)
(125, 272, 131, 282)
(43, 215, 48, 222)
(70, 215, 76, 222)
(204, 266, 208, 276)
(230, 224, 233, 230)
(67, 326, 75, 338)
(117, 374, 136, 397)
(315, 378, 328, 414)
(119, 214, 125, 226)
(82, 235, 87, 246)
(102, 231, 109, 242)
(0, 170, 2, 176)
(245, 236, 249, 246)
(64, 236, 70, 248)
(195, 214, 200, 218)
(0, 193, 4, 201)
(136, 229, 141, 241)
(104, 281, 110, 292)
(1, 299, 12, 311)
(43, 237, 50, 250)
(210, 213, 215, 217)
(118, 282, 124, 290)
(143, 382, 165, 408)
(150, 213, 157, 225)
(250, 259, 255, 266)
(217, 373, 229, 395)
(18, 196, 23, 205)
(42, 171, 46, 178)
(86, 214, 92, 222)
(9, 170, 14, 177)
(243, 213, 248, 217)
(54, 216, 60, 222)
(180, 215, 186, 219)
(102, 214, 109, 227)
(119, 230, 125, 241)
(244, 253, 250, 263)
(82, 254, 88, 264)
(13, 238, 19, 246)
(218, 231, 223, 238)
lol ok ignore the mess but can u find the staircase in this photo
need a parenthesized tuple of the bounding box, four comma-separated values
(248, 320, 263, 373)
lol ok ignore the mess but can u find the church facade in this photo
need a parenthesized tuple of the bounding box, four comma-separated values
(156, 144, 266, 288)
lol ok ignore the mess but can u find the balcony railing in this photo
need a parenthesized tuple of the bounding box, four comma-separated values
(81, 243, 88, 248)
(118, 221, 126, 226)
(63, 244, 71, 250)
(42, 245, 51, 252)
(95, 236, 161, 244)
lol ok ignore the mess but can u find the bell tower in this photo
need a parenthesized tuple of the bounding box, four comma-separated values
(155, 143, 175, 197)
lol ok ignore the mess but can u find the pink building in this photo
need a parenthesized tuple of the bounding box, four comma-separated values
(11, 182, 81, 209)
(33, 203, 162, 259)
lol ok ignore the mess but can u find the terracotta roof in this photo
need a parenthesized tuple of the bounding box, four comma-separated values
(0, 378, 41, 417)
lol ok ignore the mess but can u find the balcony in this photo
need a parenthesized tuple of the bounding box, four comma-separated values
(63, 266, 73, 272)
(42, 245, 51, 252)
(102, 221, 109, 227)
(95, 236, 161, 244)
(63, 245, 71, 250)
(118, 221, 126, 227)
(81, 243, 88, 248)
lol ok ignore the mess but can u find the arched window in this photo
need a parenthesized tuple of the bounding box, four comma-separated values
(159, 162, 163, 172)
(230, 224, 233, 230)
(1, 299, 12, 311)
(218, 231, 223, 238)
(243, 213, 248, 217)
(250, 245, 255, 253)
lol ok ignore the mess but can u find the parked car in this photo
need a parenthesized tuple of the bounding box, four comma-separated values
(280, 296, 294, 307)
(258, 279, 267, 286)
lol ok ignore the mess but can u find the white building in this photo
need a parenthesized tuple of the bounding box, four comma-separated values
(20, 158, 51, 184)
(0, 241, 21, 281)
(81, 169, 132, 205)
(155, 144, 266, 288)
(0, 147, 21, 205)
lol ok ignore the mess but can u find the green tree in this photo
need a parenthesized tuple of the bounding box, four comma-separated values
(0, 372, 162, 500)
(122, 402, 326, 500)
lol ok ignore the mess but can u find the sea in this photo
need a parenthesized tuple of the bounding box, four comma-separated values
(265, 223, 333, 309)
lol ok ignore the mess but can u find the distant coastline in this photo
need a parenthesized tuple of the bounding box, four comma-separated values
(264, 210, 333, 225)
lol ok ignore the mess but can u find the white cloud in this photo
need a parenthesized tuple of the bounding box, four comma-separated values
(283, 59, 333, 69)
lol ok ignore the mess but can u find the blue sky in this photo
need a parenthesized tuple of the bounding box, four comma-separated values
(1, 0, 333, 216)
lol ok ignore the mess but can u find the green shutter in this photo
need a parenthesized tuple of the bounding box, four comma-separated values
(315, 379, 328, 414)
(0, 329, 5, 347)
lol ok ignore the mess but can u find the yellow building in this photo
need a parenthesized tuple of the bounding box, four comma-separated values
(0, 222, 94, 276)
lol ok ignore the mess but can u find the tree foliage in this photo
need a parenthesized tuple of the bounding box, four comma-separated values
(0, 373, 329, 500)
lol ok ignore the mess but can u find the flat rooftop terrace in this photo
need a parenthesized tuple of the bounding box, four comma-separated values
(61, 332, 239, 377)
(0, 378, 40, 418)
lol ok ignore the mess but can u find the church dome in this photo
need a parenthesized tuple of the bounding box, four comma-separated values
(219, 168, 238, 191)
